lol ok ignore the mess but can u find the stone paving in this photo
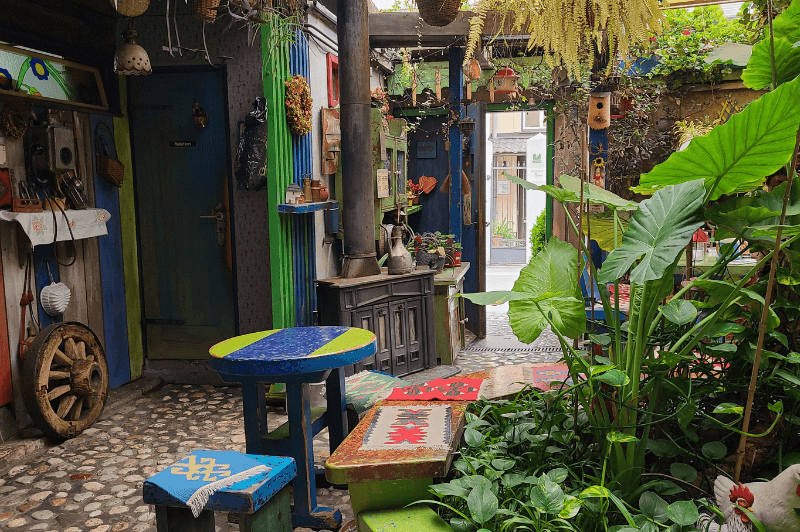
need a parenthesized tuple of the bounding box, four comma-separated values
(0, 279, 565, 532)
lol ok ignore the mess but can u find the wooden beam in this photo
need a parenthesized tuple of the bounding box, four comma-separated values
(369, 12, 471, 48)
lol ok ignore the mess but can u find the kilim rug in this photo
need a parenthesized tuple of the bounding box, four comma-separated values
(386, 378, 483, 401)
(360, 405, 452, 451)
(532, 365, 572, 390)
(345, 371, 410, 414)
(607, 284, 631, 311)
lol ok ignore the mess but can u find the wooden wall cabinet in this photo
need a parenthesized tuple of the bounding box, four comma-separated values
(316, 269, 436, 377)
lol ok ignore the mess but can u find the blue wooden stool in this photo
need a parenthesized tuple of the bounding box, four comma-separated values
(143, 450, 296, 532)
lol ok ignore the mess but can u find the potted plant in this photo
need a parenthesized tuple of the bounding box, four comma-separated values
(407, 179, 423, 204)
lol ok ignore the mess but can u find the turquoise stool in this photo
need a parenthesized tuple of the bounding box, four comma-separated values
(143, 450, 296, 532)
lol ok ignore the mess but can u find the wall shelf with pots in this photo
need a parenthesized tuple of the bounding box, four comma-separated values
(276, 200, 338, 214)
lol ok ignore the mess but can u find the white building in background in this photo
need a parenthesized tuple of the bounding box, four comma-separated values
(485, 111, 548, 265)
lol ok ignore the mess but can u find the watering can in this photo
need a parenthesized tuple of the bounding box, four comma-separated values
(387, 225, 413, 275)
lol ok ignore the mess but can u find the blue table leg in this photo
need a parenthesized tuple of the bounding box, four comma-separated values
(326, 367, 348, 454)
(240, 380, 267, 455)
(286, 383, 342, 529)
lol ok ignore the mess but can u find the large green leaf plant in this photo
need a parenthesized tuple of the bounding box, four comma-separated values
(463, 72, 800, 494)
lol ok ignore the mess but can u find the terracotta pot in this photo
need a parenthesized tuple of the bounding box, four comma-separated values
(319, 186, 329, 202)
(412, 194, 419, 204)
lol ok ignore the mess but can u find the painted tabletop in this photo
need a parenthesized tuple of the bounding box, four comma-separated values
(324, 400, 468, 485)
(208, 326, 377, 378)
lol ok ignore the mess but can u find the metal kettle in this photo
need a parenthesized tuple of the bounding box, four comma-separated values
(387, 225, 413, 275)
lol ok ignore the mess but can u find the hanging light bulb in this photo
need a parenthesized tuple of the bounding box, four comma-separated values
(114, 19, 152, 76)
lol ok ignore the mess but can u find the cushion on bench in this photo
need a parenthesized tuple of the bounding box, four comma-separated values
(143, 451, 295, 516)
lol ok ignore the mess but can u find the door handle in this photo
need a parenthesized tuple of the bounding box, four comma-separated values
(200, 203, 226, 245)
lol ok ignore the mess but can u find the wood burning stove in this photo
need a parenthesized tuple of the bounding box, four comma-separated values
(316, 269, 436, 377)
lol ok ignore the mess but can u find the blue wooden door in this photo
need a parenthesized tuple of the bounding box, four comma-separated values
(128, 69, 235, 359)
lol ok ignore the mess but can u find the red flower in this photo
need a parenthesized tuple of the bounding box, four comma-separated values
(682, 30, 691, 35)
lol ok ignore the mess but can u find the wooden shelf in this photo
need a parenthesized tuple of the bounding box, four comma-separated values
(277, 200, 338, 214)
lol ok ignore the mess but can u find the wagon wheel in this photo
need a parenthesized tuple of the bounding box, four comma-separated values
(22, 322, 109, 440)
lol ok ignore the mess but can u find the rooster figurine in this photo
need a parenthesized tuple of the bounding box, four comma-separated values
(699, 464, 800, 532)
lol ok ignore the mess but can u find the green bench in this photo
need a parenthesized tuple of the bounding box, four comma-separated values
(325, 399, 469, 532)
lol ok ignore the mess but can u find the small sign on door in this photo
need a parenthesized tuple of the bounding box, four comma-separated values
(376, 169, 390, 198)
(169, 140, 197, 148)
(497, 180, 510, 195)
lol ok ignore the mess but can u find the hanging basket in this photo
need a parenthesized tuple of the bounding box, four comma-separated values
(416, 0, 460, 27)
(109, 0, 150, 17)
(192, 0, 220, 22)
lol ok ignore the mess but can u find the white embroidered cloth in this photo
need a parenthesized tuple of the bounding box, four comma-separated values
(0, 208, 111, 248)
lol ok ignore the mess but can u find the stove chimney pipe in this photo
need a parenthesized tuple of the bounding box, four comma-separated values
(337, 0, 381, 278)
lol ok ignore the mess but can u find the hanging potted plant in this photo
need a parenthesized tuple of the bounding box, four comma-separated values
(285, 75, 313, 136)
(417, 0, 461, 27)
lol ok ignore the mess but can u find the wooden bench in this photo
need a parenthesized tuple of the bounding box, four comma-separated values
(325, 400, 468, 524)
(143, 450, 295, 532)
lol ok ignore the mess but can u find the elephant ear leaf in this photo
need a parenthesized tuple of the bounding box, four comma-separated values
(742, 0, 800, 90)
(638, 76, 800, 201)
(509, 237, 586, 343)
(597, 180, 705, 284)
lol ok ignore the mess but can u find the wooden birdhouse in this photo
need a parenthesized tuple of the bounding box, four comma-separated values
(588, 92, 611, 130)
(492, 67, 519, 93)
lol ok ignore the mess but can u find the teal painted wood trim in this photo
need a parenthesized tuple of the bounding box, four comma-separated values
(262, 26, 295, 328)
(114, 76, 144, 380)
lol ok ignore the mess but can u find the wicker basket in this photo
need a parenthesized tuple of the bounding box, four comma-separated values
(109, 0, 150, 17)
(192, 0, 221, 22)
(97, 154, 125, 188)
(417, 0, 460, 27)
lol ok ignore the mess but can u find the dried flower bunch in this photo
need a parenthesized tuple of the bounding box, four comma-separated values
(285, 75, 313, 136)
(465, 0, 663, 80)
(407, 179, 424, 194)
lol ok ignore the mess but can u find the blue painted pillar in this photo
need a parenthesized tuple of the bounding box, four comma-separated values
(289, 31, 316, 326)
(448, 47, 464, 241)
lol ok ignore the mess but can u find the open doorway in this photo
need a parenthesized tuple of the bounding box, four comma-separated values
(476, 109, 554, 353)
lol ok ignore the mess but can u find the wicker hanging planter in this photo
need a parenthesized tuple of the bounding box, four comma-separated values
(109, 0, 150, 17)
(416, 0, 460, 27)
(192, 0, 220, 22)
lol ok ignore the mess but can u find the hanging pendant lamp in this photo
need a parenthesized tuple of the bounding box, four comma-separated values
(114, 19, 152, 76)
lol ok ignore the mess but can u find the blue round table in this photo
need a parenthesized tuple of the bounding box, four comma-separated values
(209, 326, 377, 529)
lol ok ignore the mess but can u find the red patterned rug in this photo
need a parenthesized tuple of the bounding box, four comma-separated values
(360, 405, 452, 451)
(531, 365, 572, 390)
(385, 378, 483, 401)
(608, 284, 631, 311)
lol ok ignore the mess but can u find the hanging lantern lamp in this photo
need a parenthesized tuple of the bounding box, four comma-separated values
(114, 19, 152, 76)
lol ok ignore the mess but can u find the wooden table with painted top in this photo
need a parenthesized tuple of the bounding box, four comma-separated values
(208, 326, 377, 530)
(325, 399, 469, 518)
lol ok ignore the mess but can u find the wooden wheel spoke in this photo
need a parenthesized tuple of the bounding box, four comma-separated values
(76, 341, 86, 360)
(69, 397, 84, 421)
(64, 338, 79, 361)
(56, 395, 77, 418)
(54, 349, 73, 367)
(48, 384, 71, 401)
(48, 370, 71, 381)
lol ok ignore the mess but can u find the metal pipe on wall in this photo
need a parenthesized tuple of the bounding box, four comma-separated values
(337, 0, 381, 278)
